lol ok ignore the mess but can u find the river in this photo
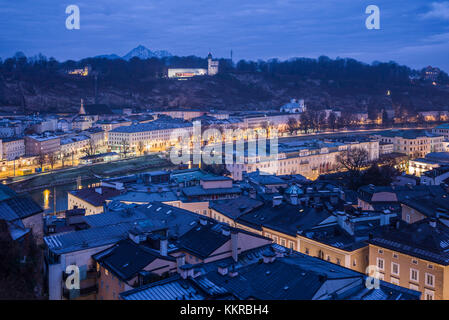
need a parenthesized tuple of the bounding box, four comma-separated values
(27, 178, 100, 214)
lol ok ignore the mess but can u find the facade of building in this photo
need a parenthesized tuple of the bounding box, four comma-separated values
(433, 124, 449, 139)
(25, 135, 60, 156)
(227, 138, 379, 181)
(280, 99, 305, 113)
(68, 187, 121, 215)
(369, 219, 449, 300)
(371, 130, 444, 158)
(207, 53, 219, 76)
(1, 138, 25, 161)
(108, 119, 193, 153)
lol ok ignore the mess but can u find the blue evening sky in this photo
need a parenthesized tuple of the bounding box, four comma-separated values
(1, 0, 449, 71)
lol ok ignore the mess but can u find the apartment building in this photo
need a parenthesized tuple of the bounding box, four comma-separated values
(67, 186, 121, 215)
(433, 123, 449, 139)
(369, 219, 449, 300)
(1, 138, 25, 161)
(107, 118, 193, 153)
(208, 189, 395, 274)
(25, 134, 60, 156)
(371, 130, 444, 158)
(60, 135, 90, 157)
(227, 138, 379, 181)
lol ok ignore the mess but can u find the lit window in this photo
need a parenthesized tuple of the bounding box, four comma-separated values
(377, 258, 385, 271)
(391, 262, 400, 276)
(426, 273, 435, 287)
(410, 268, 419, 282)
(424, 289, 434, 300)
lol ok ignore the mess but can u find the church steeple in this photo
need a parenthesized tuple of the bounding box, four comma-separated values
(79, 98, 86, 115)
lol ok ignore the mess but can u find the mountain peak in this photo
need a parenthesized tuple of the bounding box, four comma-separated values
(122, 45, 172, 60)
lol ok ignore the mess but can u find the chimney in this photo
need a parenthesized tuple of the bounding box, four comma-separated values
(160, 237, 168, 256)
(262, 250, 276, 263)
(336, 211, 346, 228)
(272, 195, 283, 207)
(290, 193, 298, 205)
(180, 264, 194, 279)
(176, 254, 186, 273)
(95, 187, 102, 194)
(380, 210, 391, 226)
(231, 230, 238, 262)
(229, 264, 238, 277)
(217, 263, 229, 276)
(221, 226, 231, 237)
(429, 217, 437, 228)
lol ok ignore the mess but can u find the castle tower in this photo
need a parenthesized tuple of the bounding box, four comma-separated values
(207, 52, 219, 76)
(79, 98, 86, 115)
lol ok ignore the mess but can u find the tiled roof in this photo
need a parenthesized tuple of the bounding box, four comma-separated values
(182, 186, 241, 197)
(69, 187, 121, 207)
(210, 196, 264, 220)
(93, 239, 175, 281)
(0, 196, 42, 220)
(370, 220, 449, 265)
(120, 244, 421, 300)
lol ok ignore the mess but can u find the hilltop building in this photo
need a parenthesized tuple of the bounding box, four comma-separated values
(167, 52, 219, 79)
(207, 52, 219, 76)
(280, 99, 306, 113)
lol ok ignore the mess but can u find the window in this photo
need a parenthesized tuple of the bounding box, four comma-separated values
(336, 258, 341, 265)
(105, 269, 109, 276)
(305, 248, 309, 255)
(424, 289, 434, 300)
(378, 249, 384, 254)
(391, 262, 400, 276)
(353, 259, 357, 267)
(412, 259, 418, 265)
(377, 258, 385, 271)
(426, 273, 435, 288)
(393, 253, 398, 259)
(288, 241, 294, 250)
(410, 268, 419, 282)
(405, 214, 411, 223)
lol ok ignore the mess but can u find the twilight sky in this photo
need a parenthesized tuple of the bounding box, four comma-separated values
(1, 0, 449, 71)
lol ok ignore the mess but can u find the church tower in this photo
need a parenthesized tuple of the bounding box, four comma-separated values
(207, 52, 219, 76)
(79, 98, 86, 115)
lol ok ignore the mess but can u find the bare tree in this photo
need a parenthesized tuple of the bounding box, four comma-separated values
(336, 147, 370, 188)
(37, 153, 46, 170)
(336, 147, 370, 175)
(287, 117, 298, 135)
(260, 121, 270, 138)
(137, 141, 145, 156)
(328, 112, 337, 131)
(121, 139, 130, 157)
(48, 153, 57, 169)
(83, 139, 97, 157)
